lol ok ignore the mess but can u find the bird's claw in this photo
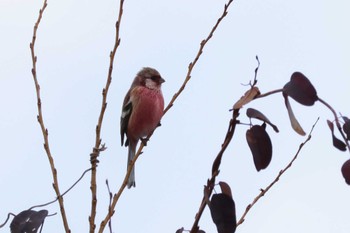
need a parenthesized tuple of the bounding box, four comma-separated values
(140, 137, 149, 146)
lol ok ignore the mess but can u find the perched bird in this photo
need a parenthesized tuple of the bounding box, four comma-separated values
(120, 67, 165, 188)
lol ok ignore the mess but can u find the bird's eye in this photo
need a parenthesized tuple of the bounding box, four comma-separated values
(150, 76, 159, 81)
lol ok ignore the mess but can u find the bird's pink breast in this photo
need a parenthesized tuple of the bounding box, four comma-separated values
(127, 86, 164, 140)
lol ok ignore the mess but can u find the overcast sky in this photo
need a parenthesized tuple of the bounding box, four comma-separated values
(1, 0, 350, 233)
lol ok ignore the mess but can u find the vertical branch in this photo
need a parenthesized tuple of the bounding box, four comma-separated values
(29, 0, 71, 232)
(89, 0, 125, 232)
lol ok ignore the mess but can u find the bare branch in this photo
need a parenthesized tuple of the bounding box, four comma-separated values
(29, 1, 71, 232)
(89, 0, 125, 232)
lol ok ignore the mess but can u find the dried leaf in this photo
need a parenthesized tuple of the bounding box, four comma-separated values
(283, 72, 318, 106)
(246, 124, 273, 171)
(342, 159, 350, 185)
(283, 94, 306, 136)
(210, 183, 236, 233)
(246, 108, 279, 132)
(233, 87, 260, 110)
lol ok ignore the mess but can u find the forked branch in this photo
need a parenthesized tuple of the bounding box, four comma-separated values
(89, 0, 125, 232)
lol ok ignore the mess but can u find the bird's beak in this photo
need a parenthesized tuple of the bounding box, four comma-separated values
(160, 77, 165, 83)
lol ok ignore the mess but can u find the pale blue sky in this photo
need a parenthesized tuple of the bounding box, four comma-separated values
(1, 0, 350, 233)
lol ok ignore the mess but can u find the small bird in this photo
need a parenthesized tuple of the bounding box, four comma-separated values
(120, 67, 165, 188)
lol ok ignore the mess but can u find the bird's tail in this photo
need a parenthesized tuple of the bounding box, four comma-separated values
(127, 145, 136, 188)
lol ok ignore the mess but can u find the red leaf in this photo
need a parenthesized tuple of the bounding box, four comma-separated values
(175, 227, 184, 233)
(332, 136, 347, 151)
(246, 124, 273, 171)
(327, 120, 347, 151)
(218, 181, 232, 198)
(283, 72, 318, 106)
(246, 108, 279, 132)
(210, 183, 236, 233)
(341, 159, 350, 185)
(342, 116, 350, 140)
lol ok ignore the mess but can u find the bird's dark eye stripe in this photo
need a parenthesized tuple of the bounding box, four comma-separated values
(150, 75, 160, 81)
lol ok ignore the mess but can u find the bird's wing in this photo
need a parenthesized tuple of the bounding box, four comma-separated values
(120, 94, 133, 146)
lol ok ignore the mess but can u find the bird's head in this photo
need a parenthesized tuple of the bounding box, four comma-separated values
(135, 67, 165, 90)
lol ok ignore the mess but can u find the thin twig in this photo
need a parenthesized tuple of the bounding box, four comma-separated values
(0, 213, 15, 228)
(97, 145, 140, 233)
(236, 118, 319, 227)
(29, 168, 92, 210)
(29, 1, 70, 232)
(88, 0, 125, 232)
(105, 180, 114, 233)
(252, 55, 260, 85)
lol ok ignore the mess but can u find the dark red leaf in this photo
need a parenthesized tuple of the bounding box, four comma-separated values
(327, 120, 347, 151)
(342, 116, 350, 140)
(246, 108, 279, 132)
(327, 120, 334, 132)
(10, 210, 48, 233)
(246, 124, 273, 171)
(332, 135, 347, 151)
(341, 159, 350, 185)
(175, 227, 184, 233)
(218, 181, 232, 198)
(283, 72, 318, 106)
(210, 183, 236, 233)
